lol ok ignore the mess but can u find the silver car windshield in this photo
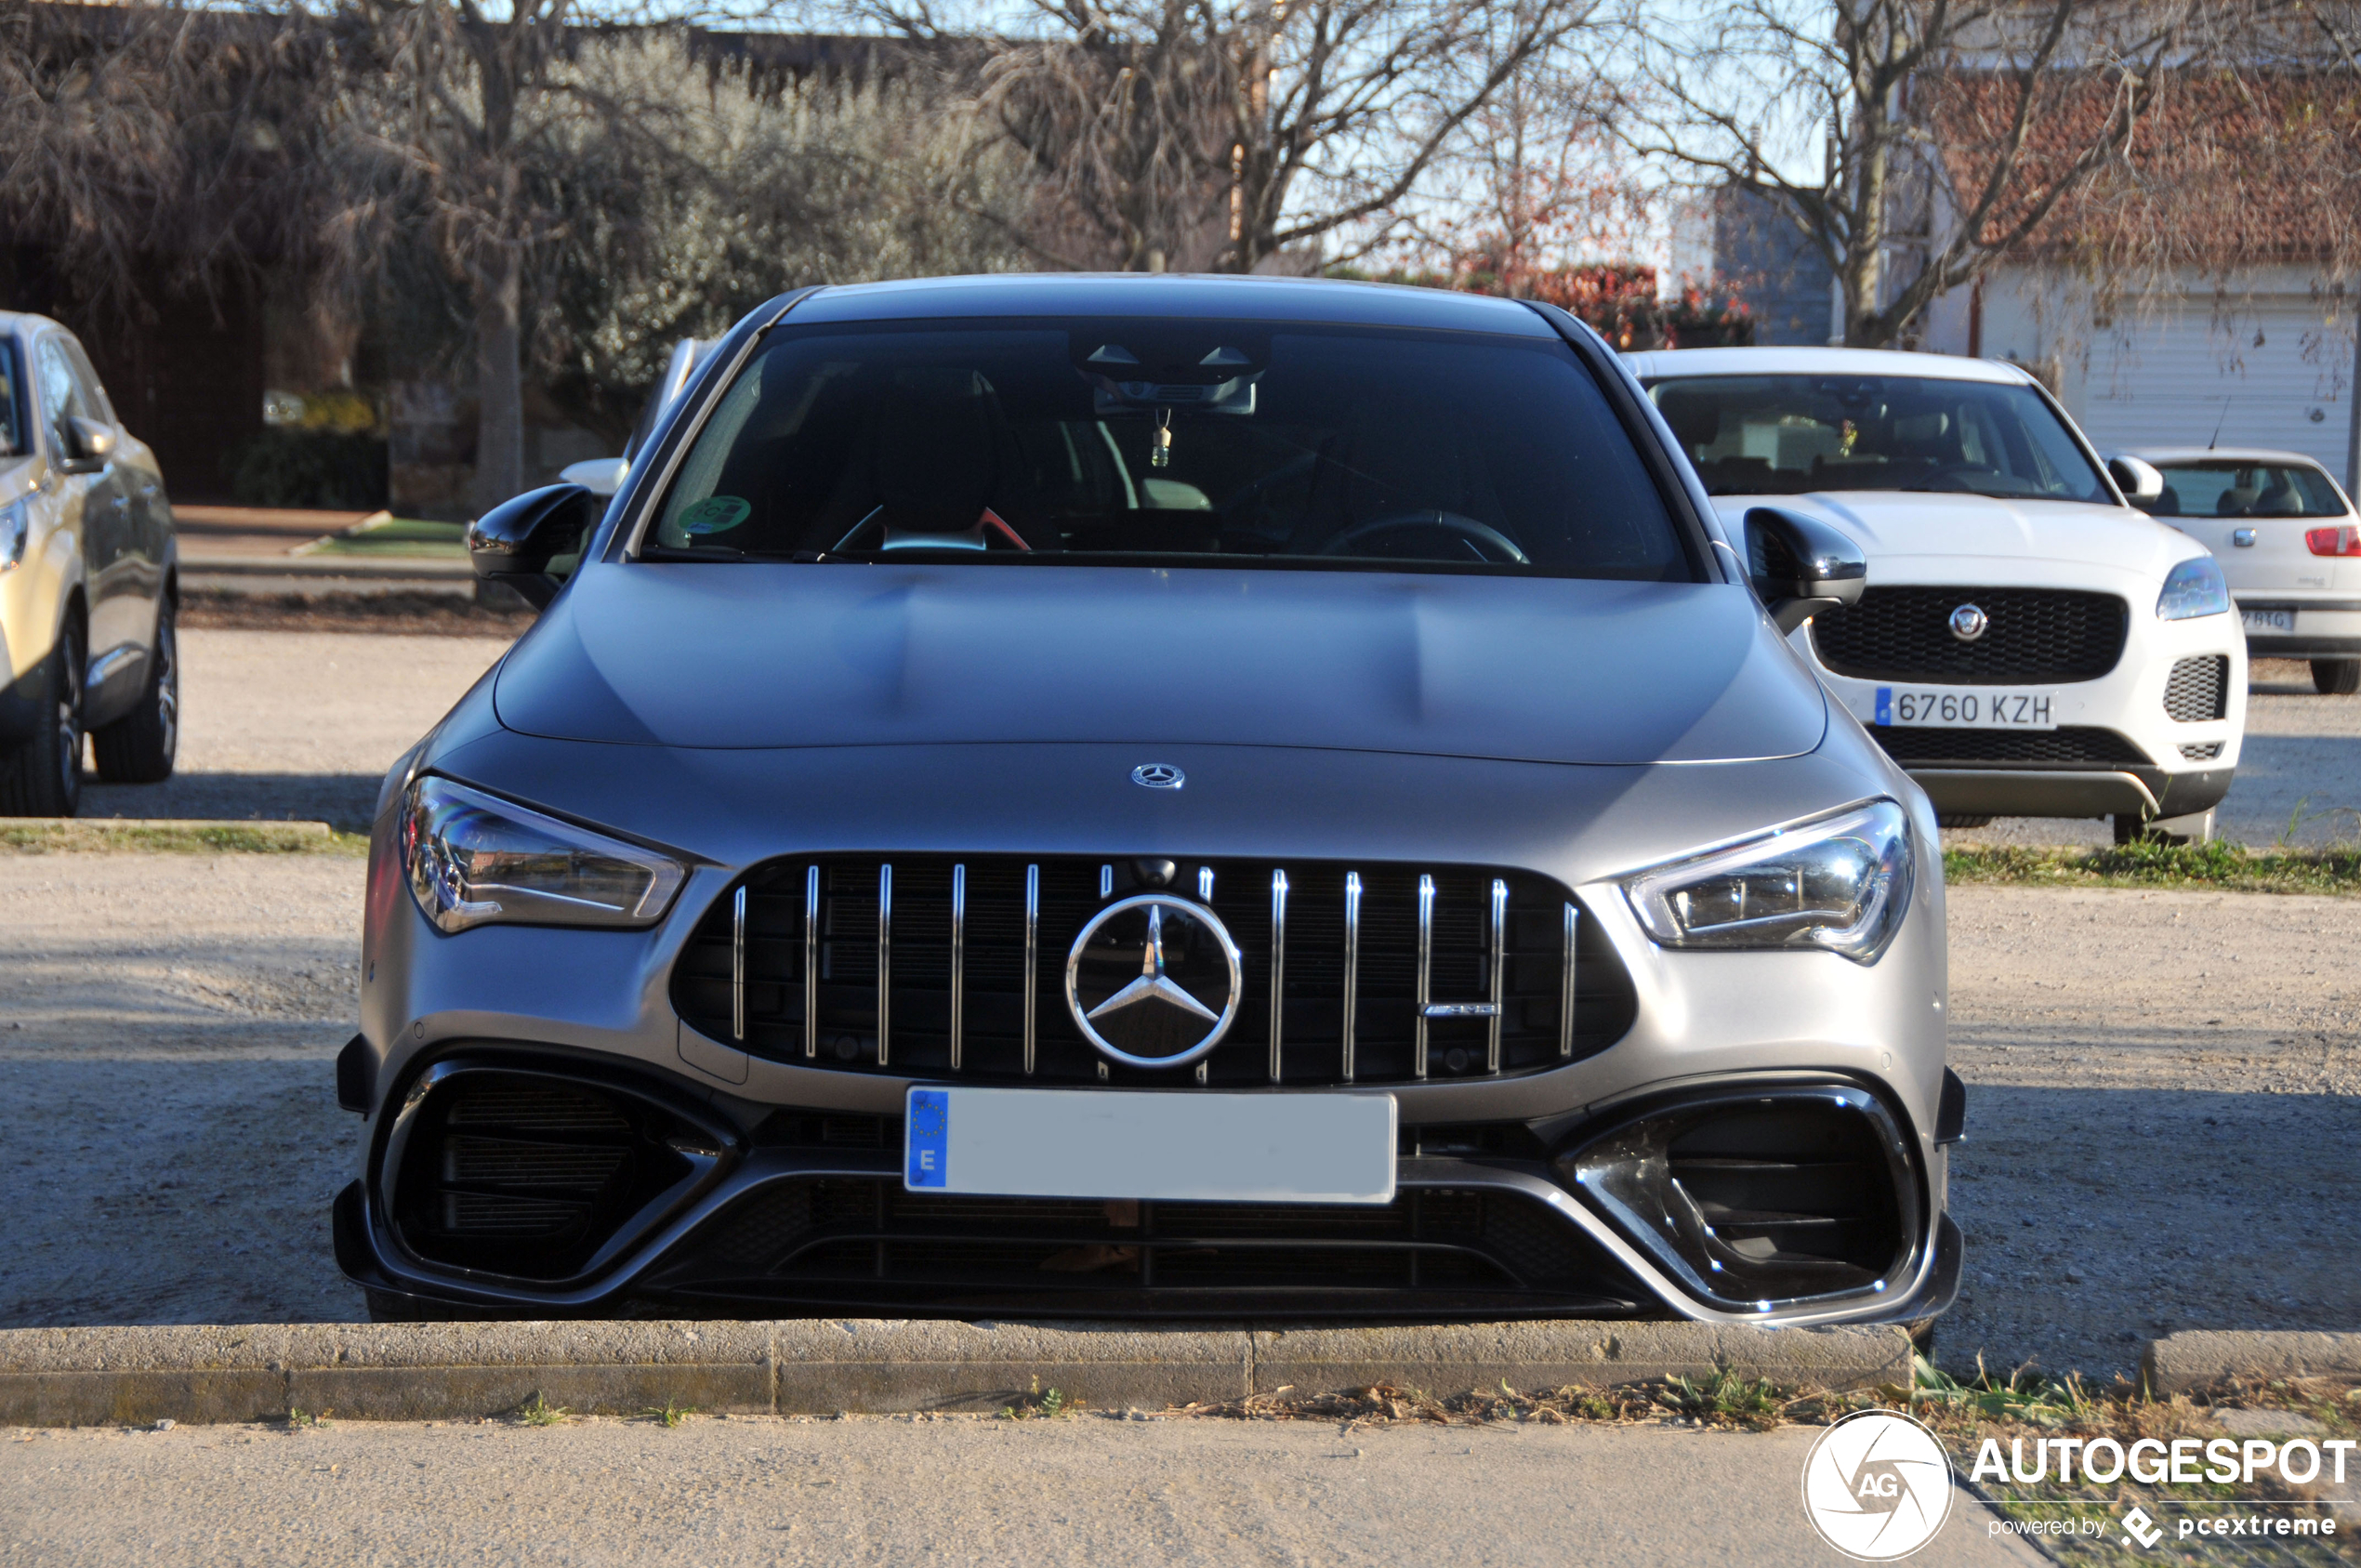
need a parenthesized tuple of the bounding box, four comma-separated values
(642, 319, 1694, 580)
(2149, 460, 2348, 520)
(1647, 374, 2112, 504)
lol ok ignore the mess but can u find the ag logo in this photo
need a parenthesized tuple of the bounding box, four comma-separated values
(1800, 1409, 1955, 1560)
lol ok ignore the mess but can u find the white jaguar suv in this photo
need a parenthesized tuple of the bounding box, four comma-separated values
(1627, 347, 2245, 842)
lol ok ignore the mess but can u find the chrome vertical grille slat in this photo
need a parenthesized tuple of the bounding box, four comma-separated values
(1268, 869, 1287, 1083)
(949, 863, 966, 1072)
(674, 855, 1636, 1086)
(1486, 878, 1508, 1074)
(876, 863, 892, 1068)
(1341, 871, 1363, 1084)
(731, 885, 746, 1043)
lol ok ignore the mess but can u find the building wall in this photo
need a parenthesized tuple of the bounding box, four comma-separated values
(1711, 187, 1837, 346)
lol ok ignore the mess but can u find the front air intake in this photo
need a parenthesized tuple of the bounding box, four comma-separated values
(384, 1065, 726, 1283)
(1559, 1082, 1920, 1313)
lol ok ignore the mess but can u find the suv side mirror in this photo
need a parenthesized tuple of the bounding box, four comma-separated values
(59, 415, 115, 472)
(467, 482, 599, 609)
(2108, 455, 2165, 505)
(1745, 506, 1868, 634)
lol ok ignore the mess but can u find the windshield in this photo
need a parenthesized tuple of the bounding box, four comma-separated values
(0, 339, 21, 458)
(1646, 374, 2113, 504)
(2149, 461, 2349, 520)
(641, 319, 1694, 580)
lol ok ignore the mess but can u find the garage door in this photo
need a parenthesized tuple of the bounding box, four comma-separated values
(2070, 297, 2356, 482)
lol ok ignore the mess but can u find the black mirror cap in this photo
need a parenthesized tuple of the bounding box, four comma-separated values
(467, 483, 597, 598)
(2107, 455, 2165, 505)
(1745, 506, 1867, 633)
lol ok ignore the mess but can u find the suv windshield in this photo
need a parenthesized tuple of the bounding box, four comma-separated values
(1647, 374, 2112, 504)
(642, 318, 1693, 580)
(2148, 460, 2349, 520)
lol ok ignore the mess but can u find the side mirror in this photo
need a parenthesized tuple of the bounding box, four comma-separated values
(60, 415, 115, 472)
(2108, 455, 2165, 505)
(467, 482, 599, 609)
(559, 456, 627, 496)
(1745, 506, 1867, 634)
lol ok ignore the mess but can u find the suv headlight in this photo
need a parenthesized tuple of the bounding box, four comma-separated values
(402, 775, 685, 934)
(2157, 555, 2230, 620)
(0, 497, 27, 572)
(1621, 799, 1914, 965)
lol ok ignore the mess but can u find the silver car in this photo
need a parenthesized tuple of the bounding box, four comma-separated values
(339, 275, 1961, 1330)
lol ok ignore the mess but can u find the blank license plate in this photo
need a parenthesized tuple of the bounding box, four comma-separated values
(1864, 686, 2059, 730)
(2242, 609, 2295, 634)
(904, 1087, 1396, 1205)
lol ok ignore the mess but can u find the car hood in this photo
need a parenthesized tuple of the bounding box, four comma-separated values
(1711, 492, 2193, 578)
(492, 563, 1827, 765)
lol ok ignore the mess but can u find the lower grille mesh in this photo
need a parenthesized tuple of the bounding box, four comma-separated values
(1869, 725, 2151, 767)
(2163, 655, 2230, 723)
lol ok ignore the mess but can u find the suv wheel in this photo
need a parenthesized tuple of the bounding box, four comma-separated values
(2311, 658, 2361, 696)
(92, 598, 178, 783)
(0, 620, 85, 817)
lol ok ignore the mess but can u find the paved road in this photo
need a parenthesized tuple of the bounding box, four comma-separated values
(0, 1414, 2040, 1568)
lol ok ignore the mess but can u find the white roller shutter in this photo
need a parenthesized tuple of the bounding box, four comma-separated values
(2072, 298, 2356, 481)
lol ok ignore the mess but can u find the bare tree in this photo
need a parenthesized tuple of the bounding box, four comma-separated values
(873, 1, 1601, 272)
(1616, 0, 2224, 349)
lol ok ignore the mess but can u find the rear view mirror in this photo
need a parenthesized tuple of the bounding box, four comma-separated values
(468, 483, 599, 608)
(2108, 455, 2165, 505)
(60, 415, 115, 472)
(1745, 507, 1868, 634)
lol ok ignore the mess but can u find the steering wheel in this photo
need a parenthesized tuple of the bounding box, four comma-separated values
(1317, 510, 1530, 565)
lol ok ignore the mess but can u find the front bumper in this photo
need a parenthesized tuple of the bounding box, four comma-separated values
(2237, 600, 2361, 660)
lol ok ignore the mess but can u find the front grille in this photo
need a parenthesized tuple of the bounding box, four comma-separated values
(389, 1072, 700, 1281)
(656, 1177, 1638, 1304)
(1869, 725, 2152, 768)
(2180, 742, 2224, 761)
(2163, 655, 2229, 722)
(1813, 587, 2129, 683)
(670, 857, 1636, 1087)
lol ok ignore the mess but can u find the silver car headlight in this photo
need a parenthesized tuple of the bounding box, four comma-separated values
(402, 775, 685, 934)
(2156, 555, 2230, 620)
(1621, 800, 1914, 965)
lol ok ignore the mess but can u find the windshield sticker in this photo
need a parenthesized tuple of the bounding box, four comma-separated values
(679, 495, 751, 534)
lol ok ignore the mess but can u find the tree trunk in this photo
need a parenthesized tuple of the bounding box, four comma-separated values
(470, 243, 524, 517)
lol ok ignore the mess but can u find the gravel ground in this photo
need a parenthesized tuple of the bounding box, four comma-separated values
(2, 849, 2353, 1383)
(1952, 659, 2361, 850)
(80, 628, 512, 830)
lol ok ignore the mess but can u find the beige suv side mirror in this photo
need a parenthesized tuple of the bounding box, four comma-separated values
(59, 416, 116, 473)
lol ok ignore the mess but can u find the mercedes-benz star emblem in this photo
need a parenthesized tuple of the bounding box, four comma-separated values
(1064, 894, 1241, 1069)
(1947, 602, 1989, 643)
(1131, 763, 1184, 790)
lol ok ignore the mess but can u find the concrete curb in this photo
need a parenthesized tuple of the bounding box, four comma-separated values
(0, 1321, 1913, 1427)
(2142, 1331, 2361, 1394)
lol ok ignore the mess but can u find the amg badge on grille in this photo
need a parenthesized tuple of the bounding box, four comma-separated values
(1946, 603, 1989, 643)
(1064, 895, 1241, 1069)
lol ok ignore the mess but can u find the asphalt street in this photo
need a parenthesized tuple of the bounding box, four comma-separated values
(0, 1413, 2044, 1568)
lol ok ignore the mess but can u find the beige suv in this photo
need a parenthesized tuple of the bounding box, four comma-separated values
(0, 311, 178, 814)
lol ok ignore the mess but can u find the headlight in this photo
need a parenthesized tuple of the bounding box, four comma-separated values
(1621, 799, 1914, 965)
(402, 775, 685, 934)
(2157, 555, 2230, 619)
(0, 498, 27, 572)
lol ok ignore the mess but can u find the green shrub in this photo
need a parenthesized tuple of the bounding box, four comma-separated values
(225, 428, 389, 509)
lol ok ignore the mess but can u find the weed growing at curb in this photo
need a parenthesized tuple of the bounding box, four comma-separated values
(641, 1400, 692, 1429)
(1946, 842, 2361, 896)
(515, 1394, 568, 1427)
(0, 821, 365, 856)
(284, 1406, 331, 1430)
(1000, 1377, 1072, 1420)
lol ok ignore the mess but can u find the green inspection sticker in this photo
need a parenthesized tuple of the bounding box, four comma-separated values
(679, 494, 751, 535)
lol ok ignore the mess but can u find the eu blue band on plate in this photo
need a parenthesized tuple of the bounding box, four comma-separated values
(907, 1088, 948, 1188)
(1875, 687, 1893, 726)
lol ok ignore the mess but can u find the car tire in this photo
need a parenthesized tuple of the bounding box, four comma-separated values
(2112, 812, 2144, 846)
(0, 620, 85, 817)
(2311, 658, 2361, 696)
(91, 598, 178, 784)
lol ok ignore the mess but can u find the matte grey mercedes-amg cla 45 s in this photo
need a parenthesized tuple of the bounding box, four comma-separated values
(339, 274, 1963, 1328)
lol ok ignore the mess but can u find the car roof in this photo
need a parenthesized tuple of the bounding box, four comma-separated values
(2123, 446, 2330, 468)
(1621, 346, 2034, 386)
(783, 273, 1562, 337)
